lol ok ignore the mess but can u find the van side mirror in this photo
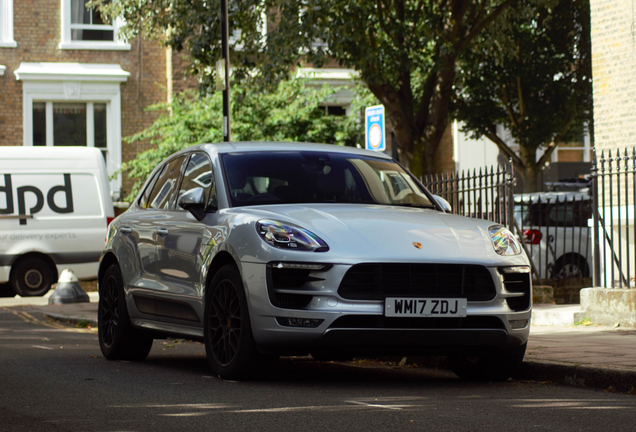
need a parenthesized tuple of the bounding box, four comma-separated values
(178, 187, 207, 221)
(433, 195, 452, 213)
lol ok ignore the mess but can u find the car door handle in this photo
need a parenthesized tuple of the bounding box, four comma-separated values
(120, 226, 132, 234)
(157, 228, 169, 236)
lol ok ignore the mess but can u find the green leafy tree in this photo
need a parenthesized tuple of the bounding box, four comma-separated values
(97, 0, 516, 177)
(122, 76, 376, 199)
(452, 0, 592, 192)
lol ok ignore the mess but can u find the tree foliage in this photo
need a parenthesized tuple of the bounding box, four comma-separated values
(97, 0, 516, 176)
(122, 76, 375, 199)
(453, 0, 592, 192)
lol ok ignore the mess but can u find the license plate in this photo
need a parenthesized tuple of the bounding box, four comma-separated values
(384, 298, 467, 317)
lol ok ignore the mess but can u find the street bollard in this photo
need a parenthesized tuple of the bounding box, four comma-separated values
(48, 269, 90, 304)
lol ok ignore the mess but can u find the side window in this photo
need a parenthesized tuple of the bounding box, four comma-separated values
(147, 156, 187, 210)
(179, 152, 217, 210)
(138, 168, 162, 209)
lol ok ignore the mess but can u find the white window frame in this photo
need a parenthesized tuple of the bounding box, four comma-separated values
(60, 0, 130, 51)
(297, 68, 358, 109)
(549, 124, 592, 163)
(0, 0, 17, 47)
(15, 62, 130, 197)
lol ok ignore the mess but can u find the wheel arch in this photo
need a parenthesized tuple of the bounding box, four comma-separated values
(98, 252, 119, 286)
(204, 251, 238, 301)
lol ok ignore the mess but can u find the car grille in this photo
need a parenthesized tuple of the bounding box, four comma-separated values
(338, 263, 496, 301)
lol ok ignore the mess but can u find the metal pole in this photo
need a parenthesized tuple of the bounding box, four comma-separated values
(507, 158, 515, 232)
(221, 0, 231, 142)
(592, 148, 600, 286)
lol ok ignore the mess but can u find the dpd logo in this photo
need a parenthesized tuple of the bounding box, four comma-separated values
(0, 174, 74, 225)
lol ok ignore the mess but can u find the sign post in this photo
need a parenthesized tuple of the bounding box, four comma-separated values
(365, 105, 385, 151)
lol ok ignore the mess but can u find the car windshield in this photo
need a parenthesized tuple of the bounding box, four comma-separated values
(220, 151, 435, 208)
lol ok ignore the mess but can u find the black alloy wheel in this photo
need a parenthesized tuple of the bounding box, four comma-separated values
(208, 277, 242, 366)
(204, 264, 277, 380)
(98, 264, 153, 361)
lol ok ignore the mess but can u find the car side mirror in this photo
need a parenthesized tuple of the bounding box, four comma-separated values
(433, 195, 452, 213)
(178, 187, 207, 221)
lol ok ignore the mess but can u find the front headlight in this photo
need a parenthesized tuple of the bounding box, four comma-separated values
(489, 225, 522, 256)
(256, 219, 329, 252)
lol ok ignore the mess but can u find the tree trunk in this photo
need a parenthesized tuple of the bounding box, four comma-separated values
(519, 145, 541, 193)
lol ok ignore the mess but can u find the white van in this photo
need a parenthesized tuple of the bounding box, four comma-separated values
(0, 147, 114, 296)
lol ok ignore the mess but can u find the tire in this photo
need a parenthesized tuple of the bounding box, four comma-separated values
(204, 264, 277, 380)
(98, 264, 153, 361)
(10, 257, 53, 297)
(448, 343, 527, 382)
(551, 254, 589, 280)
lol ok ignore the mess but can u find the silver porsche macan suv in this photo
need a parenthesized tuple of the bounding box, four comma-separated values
(98, 142, 532, 381)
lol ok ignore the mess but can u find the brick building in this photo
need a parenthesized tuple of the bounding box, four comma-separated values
(588, 0, 636, 287)
(589, 0, 636, 153)
(0, 0, 196, 199)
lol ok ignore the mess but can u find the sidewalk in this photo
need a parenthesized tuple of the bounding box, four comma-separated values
(2, 293, 636, 392)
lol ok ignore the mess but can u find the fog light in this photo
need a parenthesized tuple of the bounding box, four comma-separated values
(277, 317, 324, 328)
(499, 266, 531, 274)
(509, 319, 529, 329)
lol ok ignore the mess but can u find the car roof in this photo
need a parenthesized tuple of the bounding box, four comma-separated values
(176, 141, 395, 160)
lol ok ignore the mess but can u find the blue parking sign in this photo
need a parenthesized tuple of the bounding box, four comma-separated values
(365, 105, 385, 151)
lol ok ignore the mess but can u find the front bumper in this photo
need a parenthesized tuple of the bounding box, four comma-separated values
(242, 261, 532, 356)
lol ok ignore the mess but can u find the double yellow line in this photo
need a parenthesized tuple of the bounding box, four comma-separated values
(5, 308, 96, 333)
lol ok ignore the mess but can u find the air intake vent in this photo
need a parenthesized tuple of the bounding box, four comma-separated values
(338, 264, 496, 301)
(502, 271, 531, 312)
(266, 264, 325, 309)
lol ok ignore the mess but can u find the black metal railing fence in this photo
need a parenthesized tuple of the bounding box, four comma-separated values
(421, 146, 636, 289)
(421, 162, 515, 231)
(591, 147, 636, 288)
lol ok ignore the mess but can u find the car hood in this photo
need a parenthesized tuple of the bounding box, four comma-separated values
(233, 204, 500, 264)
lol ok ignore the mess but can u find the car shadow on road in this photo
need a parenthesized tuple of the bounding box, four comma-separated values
(140, 344, 466, 387)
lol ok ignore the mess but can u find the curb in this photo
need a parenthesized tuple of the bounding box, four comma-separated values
(515, 361, 636, 393)
(39, 311, 97, 328)
(384, 356, 636, 393)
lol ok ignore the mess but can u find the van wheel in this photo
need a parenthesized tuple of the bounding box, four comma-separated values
(98, 264, 153, 361)
(10, 258, 53, 297)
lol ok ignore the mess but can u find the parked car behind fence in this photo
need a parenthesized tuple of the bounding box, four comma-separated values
(514, 191, 592, 282)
